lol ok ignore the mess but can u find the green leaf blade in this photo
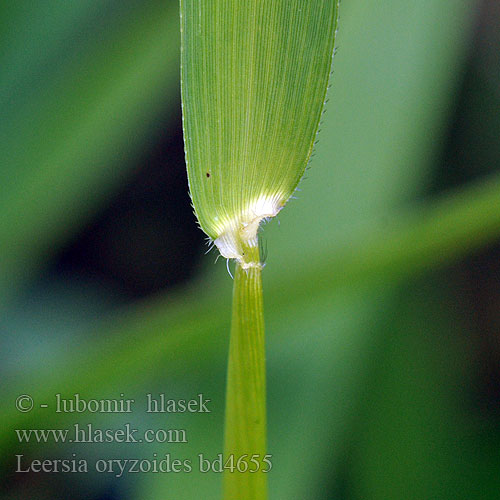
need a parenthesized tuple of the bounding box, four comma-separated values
(181, 1, 338, 266)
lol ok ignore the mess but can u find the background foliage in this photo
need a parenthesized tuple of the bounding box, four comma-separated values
(1, 0, 500, 499)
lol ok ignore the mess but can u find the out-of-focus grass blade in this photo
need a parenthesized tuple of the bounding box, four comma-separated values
(0, 0, 179, 303)
(3, 170, 500, 450)
(181, 1, 338, 264)
(348, 281, 500, 500)
(0, 0, 106, 111)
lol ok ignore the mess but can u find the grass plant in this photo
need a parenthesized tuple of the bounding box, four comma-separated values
(180, 2, 339, 498)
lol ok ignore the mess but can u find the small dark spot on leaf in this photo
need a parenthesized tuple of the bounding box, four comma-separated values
(206, 172, 210, 178)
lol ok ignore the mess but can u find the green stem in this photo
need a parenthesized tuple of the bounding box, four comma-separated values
(224, 251, 267, 500)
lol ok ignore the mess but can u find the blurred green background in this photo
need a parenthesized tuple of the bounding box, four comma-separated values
(1, 0, 500, 498)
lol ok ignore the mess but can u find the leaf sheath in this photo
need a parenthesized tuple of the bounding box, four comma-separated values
(224, 257, 267, 500)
